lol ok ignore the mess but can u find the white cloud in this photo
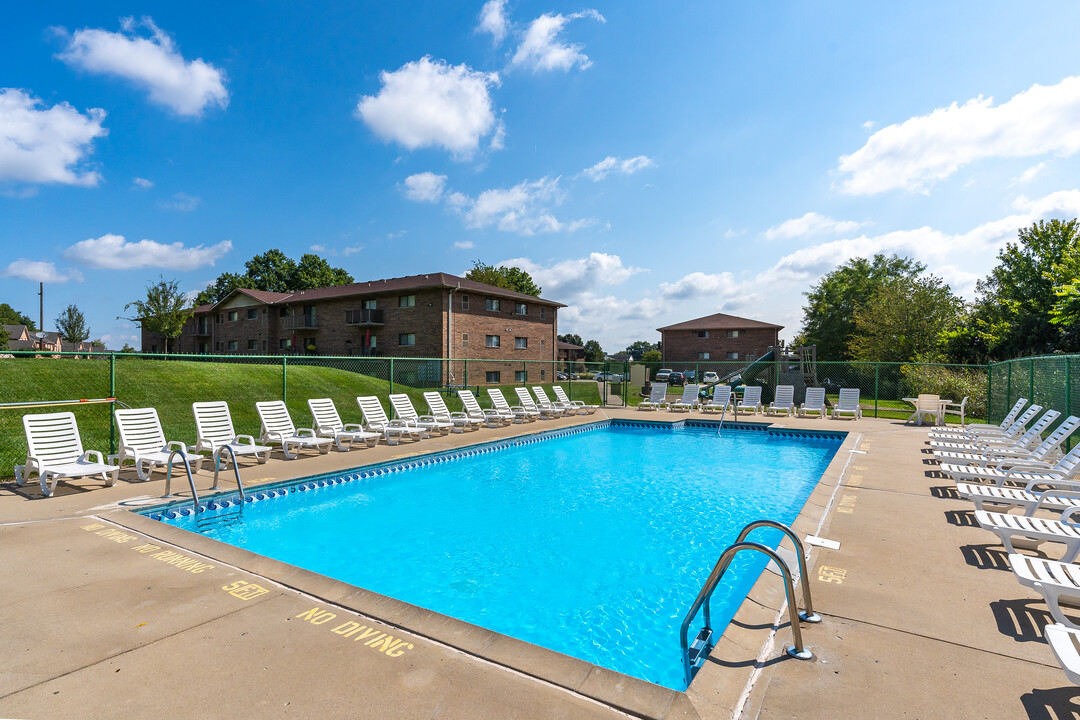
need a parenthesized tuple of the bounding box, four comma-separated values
(62, 234, 231, 271)
(132, 176, 153, 189)
(659, 271, 745, 301)
(310, 243, 363, 257)
(357, 57, 500, 159)
(341, 246, 362, 256)
(0, 88, 106, 187)
(402, 172, 447, 202)
(461, 177, 572, 234)
(763, 212, 868, 240)
(837, 74, 1080, 195)
(57, 17, 228, 117)
(511, 10, 605, 72)
(862, 120, 875, 130)
(501, 252, 643, 299)
(159, 192, 201, 211)
(1013, 161, 1048, 185)
(1, 259, 83, 283)
(583, 155, 655, 181)
(477, 0, 509, 46)
(454, 240, 474, 249)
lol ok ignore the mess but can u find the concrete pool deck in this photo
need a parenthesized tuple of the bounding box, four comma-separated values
(0, 408, 1075, 718)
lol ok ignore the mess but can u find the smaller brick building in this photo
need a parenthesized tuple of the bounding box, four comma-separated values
(657, 313, 782, 363)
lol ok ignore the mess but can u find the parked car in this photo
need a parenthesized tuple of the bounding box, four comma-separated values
(655, 368, 674, 382)
(594, 372, 623, 382)
(668, 371, 685, 386)
(683, 370, 696, 382)
(556, 371, 568, 380)
(703, 371, 720, 384)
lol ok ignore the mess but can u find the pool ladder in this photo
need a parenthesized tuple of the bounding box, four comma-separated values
(680, 520, 821, 687)
(163, 445, 247, 526)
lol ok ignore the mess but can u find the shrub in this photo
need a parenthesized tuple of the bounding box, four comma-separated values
(900, 364, 987, 419)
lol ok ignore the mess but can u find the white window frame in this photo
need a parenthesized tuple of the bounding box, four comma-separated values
(399, 295, 416, 308)
(486, 335, 500, 348)
(515, 337, 527, 349)
(486, 298, 500, 311)
(399, 333, 416, 346)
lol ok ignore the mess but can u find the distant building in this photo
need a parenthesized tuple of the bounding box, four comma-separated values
(656, 313, 782, 363)
(557, 340, 585, 363)
(2, 325, 64, 353)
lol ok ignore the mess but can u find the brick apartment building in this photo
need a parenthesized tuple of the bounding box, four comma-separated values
(144, 272, 564, 385)
(656, 312, 782, 363)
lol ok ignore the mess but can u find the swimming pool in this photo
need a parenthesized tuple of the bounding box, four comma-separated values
(148, 420, 843, 690)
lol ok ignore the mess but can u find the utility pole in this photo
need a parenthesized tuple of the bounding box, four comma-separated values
(38, 282, 44, 350)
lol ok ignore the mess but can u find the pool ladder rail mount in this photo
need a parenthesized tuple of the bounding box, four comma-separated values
(680, 519, 822, 687)
(163, 445, 247, 526)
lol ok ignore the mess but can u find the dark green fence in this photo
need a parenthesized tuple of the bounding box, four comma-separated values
(986, 356, 1080, 447)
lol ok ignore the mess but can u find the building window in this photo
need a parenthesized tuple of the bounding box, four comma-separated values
(279, 308, 289, 318)
(515, 337, 528, 349)
(486, 335, 500, 348)
(363, 299, 376, 310)
(399, 333, 416, 346)
(515, 302, 527, 315)
(727, 351, 740, 360)
(486, 371, 501, 383)
(228, 340, 238, 351)
(248, 339, 258, 350)
(399, 295, 415, 308)
(368, 335, 377, 349)
(697, 352, 710, 360)
(461, 295, 469, 310)
(461, 333, 469, 349)
(698, 330, 710, 338)
(150, 344, 158, 353)
(541, 369, 546, 380)
(216, 342, 223, 350)
(485, 298, 500, 311)
(228, 311, 239, 321)
(247, 309, 258, 319)
(280, 338, 292, 350)
(216, 314, 222, 324)
(515, 370, 526, 382)
(726, 330, 739, 338)
(540, 307, 546, 319)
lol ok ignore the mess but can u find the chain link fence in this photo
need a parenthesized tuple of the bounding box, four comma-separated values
(987, 356, 1080, 448)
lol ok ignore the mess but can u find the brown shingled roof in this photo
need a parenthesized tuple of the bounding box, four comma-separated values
(656, 312, 783, 332)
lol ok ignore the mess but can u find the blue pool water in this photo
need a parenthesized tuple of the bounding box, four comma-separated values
(153, 422, 841, 689)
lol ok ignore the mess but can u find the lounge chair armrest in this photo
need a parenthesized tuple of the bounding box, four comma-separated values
(449, 411, 469, 419)
(165, 441, 188, 453)
(342, 423, 364, 431)
(388, 419, 410, 428)
(418, 414, 439, 423)
(295, 428, 317, 437)
(511, 405, 526, 412)
(81, 450, 106, 464)
(1006, 463, 1063, 477)
(1061, 505, 1080, 525)
(1032, 489, 1080, 516)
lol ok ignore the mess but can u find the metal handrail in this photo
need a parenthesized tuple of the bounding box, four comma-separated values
(0, 397, 117, 409)
(162, 449, 199, 514)
(210, 445, 246, 503)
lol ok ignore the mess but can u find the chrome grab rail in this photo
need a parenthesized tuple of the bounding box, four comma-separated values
(162, 449, 199, 514)
(210, 445, 246, 503)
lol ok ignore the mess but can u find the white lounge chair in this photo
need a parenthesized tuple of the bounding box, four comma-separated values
(307, 398, 382, 449)
(488, 388, 536, 422)
(930, 410, 1062, 456)
(14, 411, 120, 497)
(1045, 623, 1080, 685)
(112, 407, 202, 481)
(831, 388, 861, 419)
(516, 387, 562, 418)
(941, 396, 969, 425)
(736, 386, 763, 415)
(1012, 557, 1080, 631)
(768, 385, 796, 416)
(928, 403, 1041, 442)
(939, 414, 1078, 466)
(389, 393, 453, 435)
(947, 398, 1027, 435)
(192, 401, 272, 466)
(670, 384, 700, 412)
(455, 390, 508, 427)
(424, 391, 481, 431)
(357, 396, 428, 444)
(639, 383, 670, 411)
(799, 387, 827, 418)
(552, 385, 597, 414)
(946, 444, 1080, 488)
(975, 508, 1080, 562)
(533, 386, 579, 415)
(256, 401, 333, 459)
(910, 394, 942, 426)
(701, 386, 732, 414)
(959, 482, 1080, 514)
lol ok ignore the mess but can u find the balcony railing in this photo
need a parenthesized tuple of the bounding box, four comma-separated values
(344, 308, 384, 326)
(282, 315, 318, 330)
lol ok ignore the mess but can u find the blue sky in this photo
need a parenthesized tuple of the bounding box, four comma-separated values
(3, 1, 1080, 352)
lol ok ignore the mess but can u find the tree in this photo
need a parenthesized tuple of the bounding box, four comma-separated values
(848, 275, 963, 362)
(193, 271, 252, 307)
(55, 304, 90, 343)
(193, 250, 354, 305)
(464, 261, 542, 296)
(583, 340, 605, 363)
(293, 253, 353, 290)
(558, 333, 584, 346)
(0, 302, 36, 330)
(623, 340, 658, 360)
(799, 254, 925, 360)
(0, 325, 8, 350)
(642, 349, 662, 363)
(119, 343, 137, 353)
(122, 277, 194, 354)
(244, 249, 297, 293)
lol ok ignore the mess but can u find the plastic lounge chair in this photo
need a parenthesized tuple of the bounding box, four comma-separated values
(112, 407, 202, 481)
(192, 401, 272, 466)
(670, 384, 701, 412)
(928, 404, 1041, 443)
(307, 398, 382, 449)
(701, 386, 732, 414)
(256, 401, 333, 459)
(736, 386, 763, 415)
(488, 388, 536, 422)
(768, 385, 796, 416)
(941, 396, 969, 425)
(945, 444, 1080, 487)
(552, 385, 597, 414)
(959, 482, 1080, 514)
(974, 508, 1080, 562)
(423, 391, 480, 432)
(357, 396, 428, 444)
(389, 393, 453, 435)
(831, 388, 861, 419)
(534, 386, 580, 415)
(799, 388, 827, 418)
(911, 394, 942, 426)
(946, 398, 1027, 435)
(639, 383, 670, 411)
(1045, 623, 1080, 685)
(14, 411, 120, 497)
(516, 387, 562, 418)
(931, 410, 1061, 457)
(454, 390, 507, 427)
(1012, 557, 1080, 631)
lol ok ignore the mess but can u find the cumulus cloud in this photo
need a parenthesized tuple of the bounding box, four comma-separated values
(763, 212, 868, 240)
(310, 243, 362, 257)
(56, 17, 228, 117)
(659, 271, 744, 301)
(511, 10, 605, 72)
(159, 192, 201, 211)
(1, 259, 83, 283)
(454, 240, 474, 249)
(837, 74, 1080, 195)
(476, 0, 509, 46)
(0, 89, 107, 187)
(357, 57, 500, 159)
(132, 176, 153, 189)
(62, 234, 231, 271)
(402, 172, 447, 202)
(501, 252, 643, 299)
(1012, 161, 1048, 185)
(582, 155, 655, 181)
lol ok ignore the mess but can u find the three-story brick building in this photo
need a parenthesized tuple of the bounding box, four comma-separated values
(656, 312, 781, 363)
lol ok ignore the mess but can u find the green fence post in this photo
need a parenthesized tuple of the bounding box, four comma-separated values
(1068, 357, 1073, 434)
(464, 359, 469, 389)
(109, 353, 117, 454)
(1007, 362, 1012, 408)
(874, 362, 879, 419)
(282, 356, 288, 403)
(986, 362, 992, 424)
(389, 358, 394, 394)
(1031, 358, 1036, 406)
